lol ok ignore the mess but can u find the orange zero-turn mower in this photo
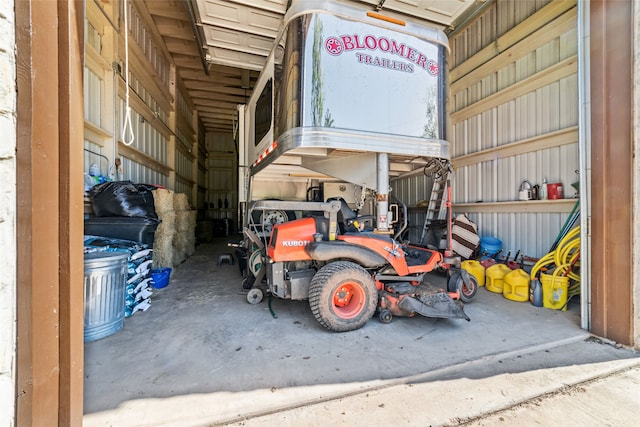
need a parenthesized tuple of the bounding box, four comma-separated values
(240, 199, 476, 332)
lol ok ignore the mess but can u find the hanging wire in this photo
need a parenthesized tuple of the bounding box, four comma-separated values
(121, 0, 135, 146)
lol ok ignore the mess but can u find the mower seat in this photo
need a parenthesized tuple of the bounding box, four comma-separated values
(326, 196, 375, 233)
(327, 197, 358, 233)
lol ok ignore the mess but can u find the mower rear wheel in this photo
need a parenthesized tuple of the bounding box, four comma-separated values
(309, 261, 377, 332)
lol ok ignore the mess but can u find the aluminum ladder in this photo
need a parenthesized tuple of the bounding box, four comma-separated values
(419, 170, 450, 245)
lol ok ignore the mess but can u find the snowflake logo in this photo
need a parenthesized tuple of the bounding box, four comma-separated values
(325, 37, 343, 55)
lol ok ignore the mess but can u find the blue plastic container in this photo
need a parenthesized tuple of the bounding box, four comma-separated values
(151, 268, 172, 289)
(480, 236, 502, 255)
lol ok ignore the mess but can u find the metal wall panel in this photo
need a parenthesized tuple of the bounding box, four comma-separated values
(393, 0, 578, 259)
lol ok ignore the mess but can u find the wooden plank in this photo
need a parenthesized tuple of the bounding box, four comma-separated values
(176, 172, 196, 186)
(118, 142, 172, 175)
(589, 0, 633, 344)
(184, 85, 249, 97)
(197, 111, 238, 120)
(120, 34, 174, 108)
(194, 101, 241, 110)
(84, 44, 111, 73)
(450, 55, 577, 123)
(453, 198, 577, 214)
(164, 37, 200, 56)
(146, 2, 190, 21)
(176, 78, 197, 114)
(451, 7, 577, 94)
(182, 74, 244, 87)
(450, 0, 576, 83)
(190, 92, 246, 104)
(452, 126, 578, 169)
(177, 116, 196, 140)
(173, 54, 207, 70)
(133, 1, 175, 68)
(155, 26, 194, 41)
(116, 79, 173, 139)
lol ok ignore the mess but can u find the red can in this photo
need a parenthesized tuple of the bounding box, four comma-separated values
(547, 183, 564, 199)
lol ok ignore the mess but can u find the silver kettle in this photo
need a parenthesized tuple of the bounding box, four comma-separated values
(519, 180, 532, 200)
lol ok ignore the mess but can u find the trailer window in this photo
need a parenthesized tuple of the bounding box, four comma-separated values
(254, 79, 273, 146)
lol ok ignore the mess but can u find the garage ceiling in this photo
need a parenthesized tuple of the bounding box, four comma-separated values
(145, 0, 482, 135)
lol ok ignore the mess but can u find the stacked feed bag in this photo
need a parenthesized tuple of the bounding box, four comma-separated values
(151, 189, 196, 268)
(152, 188, 176, 268)
(173, 193, 197, 266)
(84, 235, 153, 317)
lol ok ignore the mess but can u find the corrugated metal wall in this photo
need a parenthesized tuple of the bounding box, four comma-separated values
(206, 133, 237, 221)
(394, 0, 579, 259)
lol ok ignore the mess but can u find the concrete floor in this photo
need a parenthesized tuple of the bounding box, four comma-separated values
(83, 237, 634, 426)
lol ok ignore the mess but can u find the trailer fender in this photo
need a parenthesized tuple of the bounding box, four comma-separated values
(305, 241, 387, 268)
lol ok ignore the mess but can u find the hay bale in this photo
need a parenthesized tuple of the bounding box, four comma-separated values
(176, 210, 197, 233)
(176, 210, 196, 259)
(152, 236, 174, 269)
(171, 236, 187, 266)
(174, 193, 190, 211)
(153, 188, 174, 214)
(186, 239, 196, 257)
(155, 212, 176, 239)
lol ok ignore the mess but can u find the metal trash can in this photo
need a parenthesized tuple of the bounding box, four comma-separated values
(83, 251, 128, 342)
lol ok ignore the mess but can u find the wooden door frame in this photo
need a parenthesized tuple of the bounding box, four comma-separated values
(589, 0, 634, 345)
(15, 0, 85, 425)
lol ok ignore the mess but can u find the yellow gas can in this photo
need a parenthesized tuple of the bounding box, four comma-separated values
(461, 260, 485, 287)
(503, 269, 530, 302)
(540, 272, 569, 311)
(485, 263, 511, 294)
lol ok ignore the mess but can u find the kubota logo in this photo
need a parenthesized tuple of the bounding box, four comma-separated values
(281, 240, 310, 247)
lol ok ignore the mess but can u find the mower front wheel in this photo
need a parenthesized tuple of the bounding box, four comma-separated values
(378, 309, 393, 324)
(449, 272, 478, 303)
(246, 288, 264, 304)
(309, 261, 378, 332)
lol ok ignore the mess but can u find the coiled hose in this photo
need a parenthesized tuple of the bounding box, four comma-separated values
(530, 225, 581, 301)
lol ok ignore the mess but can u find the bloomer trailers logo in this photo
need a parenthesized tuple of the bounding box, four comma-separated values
(324, 34, 439, 76)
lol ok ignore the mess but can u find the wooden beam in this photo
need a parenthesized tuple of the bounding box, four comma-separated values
(120, 34, 174, 108)
(146, 2, 190, 21)
(116, 79, 173, 139)
(450, 0, 576, 83)
(182, 74, 245, 86)
(57, 1, 85, 423)
(173, 54, 207, 70)
(153, 16, 195, 41)
(450, 55, 577, 123)
(451, 7, 577, 94)
(452, 126, 578, 169)
(118, 142, 172, 176)
(190, 92, 246, 104)
(184, 85, 249, 97)
(197, 111, 237, 120)
(452, 198, 577, 214)
(164, 37, 200, 56)
(133, 1, 175, 68)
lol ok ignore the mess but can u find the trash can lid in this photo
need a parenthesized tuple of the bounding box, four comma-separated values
(84, 250, 129, 261)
